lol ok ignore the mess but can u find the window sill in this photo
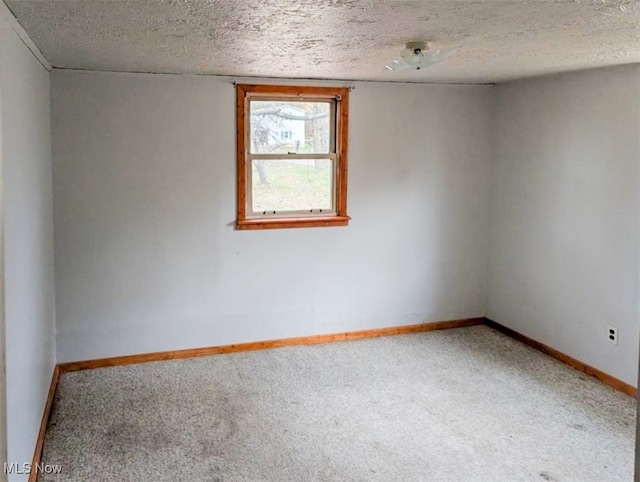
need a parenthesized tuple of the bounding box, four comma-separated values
(236, 216, 350, 230)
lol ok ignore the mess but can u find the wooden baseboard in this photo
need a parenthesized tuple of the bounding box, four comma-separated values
(29, 365, 60, 482)
(34, 315, 634, 477)
(58, 317, 484, 372)
(483, 318, 637, 397)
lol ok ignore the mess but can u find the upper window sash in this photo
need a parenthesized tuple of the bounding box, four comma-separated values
(247, 97, 336, 156)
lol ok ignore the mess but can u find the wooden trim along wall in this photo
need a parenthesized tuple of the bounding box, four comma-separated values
(54, 317, 638, 398)
(483, 318, 637, 397)
(58, 318, 483, 372)
(30, 318, 481, 473)
(29, 316, 637, 475)
(29, 365, 60, 482)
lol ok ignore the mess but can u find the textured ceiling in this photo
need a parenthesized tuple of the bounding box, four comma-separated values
(5, 0, 640, 83)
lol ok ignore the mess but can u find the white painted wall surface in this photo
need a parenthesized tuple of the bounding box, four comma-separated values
(487, 65, 640, 386)
(51, 70, 492, 362)
(0, 18, 6, 482)
(0, 18, 55, 481)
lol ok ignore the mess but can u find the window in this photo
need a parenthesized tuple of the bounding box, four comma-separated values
(236, 84, 350, 230)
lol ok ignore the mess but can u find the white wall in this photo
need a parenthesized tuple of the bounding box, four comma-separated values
(0, 19, 6, 482)
(0, 16, 55, 480)
(487, 65, 640, 386)
(51, 70, 492, 362)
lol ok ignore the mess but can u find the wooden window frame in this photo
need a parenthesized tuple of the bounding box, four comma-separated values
(236, 84, 350, 230)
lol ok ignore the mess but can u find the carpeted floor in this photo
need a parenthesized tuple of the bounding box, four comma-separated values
(39, 326, 636, 482)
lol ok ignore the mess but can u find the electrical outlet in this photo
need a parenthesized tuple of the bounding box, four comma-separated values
(607, 325, 618, 345)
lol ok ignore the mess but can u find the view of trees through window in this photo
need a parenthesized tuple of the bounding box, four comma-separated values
(249, 100, 334, 213)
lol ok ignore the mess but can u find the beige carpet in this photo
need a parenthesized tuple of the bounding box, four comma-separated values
(39, 326, 636, 481)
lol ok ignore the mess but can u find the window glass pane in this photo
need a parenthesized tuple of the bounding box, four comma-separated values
(251, 159, 333, 213)
(250, 101, 331, 154)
